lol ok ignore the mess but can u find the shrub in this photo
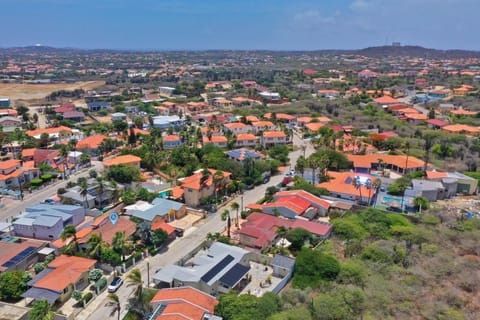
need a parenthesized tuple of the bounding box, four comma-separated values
(57, 188, 67, 195)
(83, 292, 93, 303)
(72, 290, 83, 301)
(422, 214, 441, 226)
(40, 174, 53, 182)
(34, 263, 45, 274)
(95, 277, 107, 291)
(31, 179, 43, 187)
(89, 269, 103, 282)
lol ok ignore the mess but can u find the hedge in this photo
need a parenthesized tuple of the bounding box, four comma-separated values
(40, 174, 53, 182)
(31, 179, 43, 186)
(83, 292, 93, 303)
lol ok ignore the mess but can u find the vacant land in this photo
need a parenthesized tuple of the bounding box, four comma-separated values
(0, 81, 104, 106)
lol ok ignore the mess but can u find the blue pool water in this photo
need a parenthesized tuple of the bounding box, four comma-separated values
(158, 190, 170, 198)
(383, 196, 406, 205)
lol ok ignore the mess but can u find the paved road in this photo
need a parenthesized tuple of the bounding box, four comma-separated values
(0, 161, 103, 222)
(83, 133, 314, 320)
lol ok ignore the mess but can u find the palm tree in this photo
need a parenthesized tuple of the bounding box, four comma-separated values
(352, 176, 363, 204)
(295, 156, 306, 178)
(28, 298, 55, 320)
(413, 196, 429, 215)
(230, 202, 240, 227)
(87, 233, 109, 261)
(60, 225, 79, 254)
(112, 231, 131, 261)
(307, 156, 320, 185)
(221, 209, 231, 238)
(127, 268, 144, 302)
(79, 180, 89, 215)
(105, 293, 121, 320)
(213, 170, 225, 203)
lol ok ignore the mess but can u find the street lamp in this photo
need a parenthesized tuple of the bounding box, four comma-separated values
(146, 259, 150, 288)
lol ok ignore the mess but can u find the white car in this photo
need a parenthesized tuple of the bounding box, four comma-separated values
(108, 277, 123, 293)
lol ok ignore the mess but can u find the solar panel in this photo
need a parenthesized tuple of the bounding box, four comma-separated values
(219, 263, 251, 288)
(201, 255, 234, 283)
(9, 246, 37, 263)
(2, 261, 15, 268)
(345, 177, 352, 184)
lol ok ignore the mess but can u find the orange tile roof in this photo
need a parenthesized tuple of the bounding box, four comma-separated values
(88, 216, 136, 245)
(103, 154, 142, 167)
(161, 303, 206, 320)
(203, 136, 227, 143)
(317, 171, 372, 197)
(450, 109, 477, 116)
(252, 121, 274, 127)
(236, 133, 257, 141)
(274, 190, 331, 209)
(172, 186, 184, 199)
(263, 131, 286, 138)
(317, 116, 333, 123)
(0, 159, 21, 170)
(442, 124, 480, 134)
(151, 221, 176, 235)
(21, 148, 36, 158)
(26, 126, 72, 137)
(347, 154, 426, 169)
(181, 169, 231, 190)
(0, 169, 24, 181)
(151, 287, 218, 317)
(304, 122, 324, 132)
(296, 116, 312, 123)
(33, 255, 96, 292)
(397, 108, 420, 114)
(51, 227, 94, 249)
(22, 161, 37, 170)
(163, 135, 181, 142)
(404, 113, 428, 120)
(374, 96, 399, 104)
(76, 135, 107, 150)
(224, 122, 248, 129)
(245, 115, 259, 122)
(133, 128, 150, 135)
(426, 170, 449, 179)
(91, 214, 109, 227)
(264, 113, 295, 120)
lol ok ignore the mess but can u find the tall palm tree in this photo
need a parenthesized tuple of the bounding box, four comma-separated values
(105, 293, 121, 320)
(60, 225, 79, 254)
(307, 156, 320, 185)
(127, 268, 144, 302)
(213, 170, 224, 203)
(221, 209, 231, 238)
(112, 231, 131, 261)
(87, 233, 109, 261)
(79, 180, 89, 215)
(295, 156, 306, 178)
(352, 176, 363, 205)
(230, 202, 240, 227)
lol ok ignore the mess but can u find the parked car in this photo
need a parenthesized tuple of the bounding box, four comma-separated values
(108, 277, 123, 293)
(42, 199, 56, 205)
(175, 228, 184, 237)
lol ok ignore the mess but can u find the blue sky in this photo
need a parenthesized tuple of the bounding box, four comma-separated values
(1, 0, 480, 50)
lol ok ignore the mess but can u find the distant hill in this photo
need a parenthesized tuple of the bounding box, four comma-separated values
(1, 45, 480, 59)
(354, 45, 480, 59)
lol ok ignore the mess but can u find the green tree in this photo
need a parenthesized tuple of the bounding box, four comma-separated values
(151, 229, 168, 247)
(413, 196, 430, 214)
(112, 231, 131, 261)
(107, 164, 142, 183)
(0, 270, 31, 301)
(127, 268, 143, 302)
(221, 209, 232, 238)
(230, 201, 240, 227)
(60, 225, 79, 254)
(28, 299, 54, 320)
(293, 249, 340, 288)
(286, 228, 312, 251)
(87, 233, 109, 261)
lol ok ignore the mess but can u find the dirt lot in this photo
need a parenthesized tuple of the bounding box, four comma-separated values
(0, 81, 105, 106)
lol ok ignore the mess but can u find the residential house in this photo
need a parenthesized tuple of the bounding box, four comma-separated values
(270, 255, 295, 278)
(149, 287, 221, 320)
(212, 98, 233, 109)
(264, 113, 295, 124)
(223, 122, 251, 135)
(317, 90, 340, 98)
(347, 154, 428, 175)
(261, 131, 287, 148)
(427, 119, 449, 129)
(13, 204, 85, 240)
(239, 212, 332, 250)
(111, 112, 127, 121)
(442, 124, 480, 136)
(273, 190, 331, 217)
(152, 115, 184, 129)
(373, 95, 399, 106)
(317, 171, 377, 204)
(259, 91, 281, 102)
(60, 179, 119, 209)
(124, 198, 187, 223)
(358, 69, 378, 78)
(410, 179, 446, 202)
(175, 169, 232, 207)
(103, 154, 141, 168)
(159, 86, 176, 97)
(153, 242, 252, 296)
(263, 197, 316, 219)
(250, 121, 276, 134)
(0, 116, 22, 132)
(203, 135, 228, 148)
(0, 240, 44, 272)
(404, 112, 428, 125)
(62, 111, 85, 122)
(163, 134, 182, 149)
(87, 101, 111, 112)
(304, 122, 324, 133)
(0, 159, 25, 188)
(426, 170, 478, 195)
(76, 134, 107, 155)
(235, 133, 258, 148)
(225, 148, 265, 163)
(23, 255, 96, 304)
(26, 126, 73, 139)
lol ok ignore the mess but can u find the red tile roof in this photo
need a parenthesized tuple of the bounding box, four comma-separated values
(273, 190, 331, 209)
(374, 96, 399, 104)
(426, 170, 449, 179)
(0, 240, 42, 272)
(151, 221, 176, 235)
(263, 131, 286, 138)
(304, 122, 324, 132)
(181, 169, 231, 190)
(236, 133, 257, 141)
(151, 287, 218, 320)
(0, 159, 21, 170)
(224, 122, 248, 129)
(264, 196, 311, 215)
(33, 255, 96, 292)
(163, 135, 181, 142)
(427, 119, 448, 127)
(203, 136, 228, 143)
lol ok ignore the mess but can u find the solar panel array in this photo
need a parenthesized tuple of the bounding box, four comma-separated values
(201, 255, 234, 283)
(2, 246, 37, 268)
(219, 263, 251, 287)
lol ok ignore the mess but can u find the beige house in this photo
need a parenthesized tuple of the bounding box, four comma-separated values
(177, 169, 232, 207)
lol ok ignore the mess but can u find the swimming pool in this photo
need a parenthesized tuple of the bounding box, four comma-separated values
(158, 190, 171, 198)
(383, 196, 406, 205)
